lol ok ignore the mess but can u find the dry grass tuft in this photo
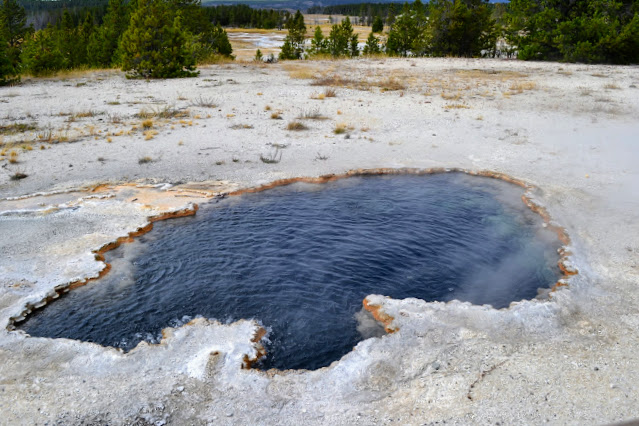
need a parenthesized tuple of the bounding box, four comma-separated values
(138, 156, 153, 164)
(73, 110, 100, 119)
(37, 128, 53, 142)
(289, 69, 317, 79)
(333, 122, 351, 134)
(286, 121, 309, 131)
(455, 69, 528, 81)
(8, 150, 19, 163)
(143, 130, 158, 140)
(189, 96, 217, 108)
(298, 108, 328, 120)
(10, 170, 28, 180)
(579, 87, 593, 96)
(311, 74, 356, 87)
(141, 119, 153, 129)
(271, 111, 282, 120)
(508, 81, 537, 94)
(260, 148, 282, 164)
(137, 106, 188, 120)
(604, 83, 621, 90)
(444, 103, 471, 110)
(0, 123, 37, 135)
(197, 54, 235, 66)
(230, 124, 254, 129)
(323, 87, 337, 98)
(441, 92, 462, 101)
(284, 63, 319, 80)
(378, 77, 406, 92)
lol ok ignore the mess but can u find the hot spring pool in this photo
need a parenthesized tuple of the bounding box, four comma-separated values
(20, 174, 562, 370)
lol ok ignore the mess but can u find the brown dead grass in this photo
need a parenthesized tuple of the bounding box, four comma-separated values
(378, 77, 406, 92)
(455, 69, 529, 81)
(444, 103, 471, 110)
(508, 81, 537, 94)
(311, 74, 357, 87)
(441, 92, 462, 101)
(287, 68, 318, 80)
(334, 122, 352, 134)
(286, 121, 309, 131)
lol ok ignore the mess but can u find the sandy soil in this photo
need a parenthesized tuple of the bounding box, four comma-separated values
(0, 58, 638, 425)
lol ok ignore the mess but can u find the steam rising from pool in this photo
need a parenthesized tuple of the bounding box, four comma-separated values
(21, 174, 561, 370)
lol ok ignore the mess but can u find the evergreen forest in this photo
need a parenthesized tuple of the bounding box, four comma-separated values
(1, 0, 638, 84)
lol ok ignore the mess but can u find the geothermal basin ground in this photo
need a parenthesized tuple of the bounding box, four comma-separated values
(0, 58, 639, 425)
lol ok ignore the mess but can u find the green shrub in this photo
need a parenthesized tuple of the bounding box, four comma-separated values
(20, 29, 67, 76)
(120, 0, 198, 78)
(508, 0, 639, 64)
(0, 33, 19, 85)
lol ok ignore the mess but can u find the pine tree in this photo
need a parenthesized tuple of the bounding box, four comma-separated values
(56, 10, 77, 68)
(386, 4, 396, 27)
(254, 48, 262, 61)
(350, 34, 359, 57)
(0, 31, 18, 84)
(20, 28, 66, 76)
(428, 0, 496, 58)
(191, 23, 232, 61)
(0, 0, 29, 72)
(120, 0, 197, 78)
(363, 31, 381, 55)
(372, 15, 383, 33)
(508, 0, 639, 64)
(279, 10, 305, 59)
(87, 0, 129, 67)
(76, 12, 95, 66)
(309, 25, 327, 55)
(386, 1, 428, 56)
(327, 16, 354, 57)
(0, 0, 27, 48)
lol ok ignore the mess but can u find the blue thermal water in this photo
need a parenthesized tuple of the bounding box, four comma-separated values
(20, 174, 561, 370)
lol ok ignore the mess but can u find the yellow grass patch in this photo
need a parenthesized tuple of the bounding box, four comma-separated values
(144, 130, 158, 140)
(508, 81, 537, 94)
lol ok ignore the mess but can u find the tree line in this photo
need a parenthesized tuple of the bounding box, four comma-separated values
(1, 0, 233, 83)
(18, 0, 109, 30)
(307, 2, 408, 26)
(283, 0, 639, 64)
(203, 4, 289, 29)
(3, 0, 639, 84)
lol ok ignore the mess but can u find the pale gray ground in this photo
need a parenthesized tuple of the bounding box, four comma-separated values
(0, 58, 638, 425)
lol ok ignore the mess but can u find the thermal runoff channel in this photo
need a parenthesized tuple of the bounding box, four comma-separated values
(22, 174, 562, 370)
